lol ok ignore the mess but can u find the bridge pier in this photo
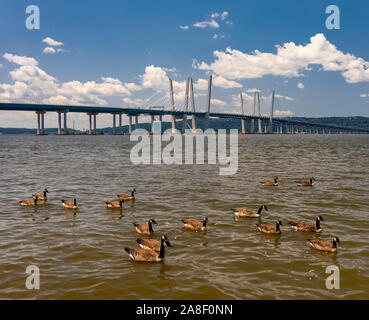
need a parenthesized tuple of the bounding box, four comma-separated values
(36, 112, 41, 135)
(88, 113, 92, 134)
(135, 115, 139, 130)
(63, 111, 68, 134)
(93, 113, 97, 134)
(112, 113, 116, 135)
(151, 114, 155, 134)
(57, 111, 62, 135)
(41, 111, 45, 135)
(128, 115, 132, 134)
(119, 113, 122, 134)
(192, 115, 197, 134)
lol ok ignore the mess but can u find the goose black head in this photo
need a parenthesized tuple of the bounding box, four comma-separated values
(44, 188, 49, 193)
(204, 217, 209, 222)
(277, 220, 283, 226)
(318, 216, 324, 221)
(150, 219, 158, 225)
(333, 237, 340, 243)
(162, 235, 172, 247)
(263, 205, 268, 211)
(74, 198, 77, 206)
(275, 177, 279, 181)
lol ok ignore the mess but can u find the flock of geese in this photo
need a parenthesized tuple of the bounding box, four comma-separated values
(18, 177, 340, 263)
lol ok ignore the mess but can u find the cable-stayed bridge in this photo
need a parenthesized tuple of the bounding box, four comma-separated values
(0, 76, 368, 134)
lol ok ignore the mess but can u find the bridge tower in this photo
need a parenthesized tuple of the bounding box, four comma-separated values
(169, 78, 176, 133)
(181, 77, 190, 134)
(250, 91, 256, 133)
(204, 75, 212, 131)
(240, 92, 246, 134)
(189, 77, 197, 133)
(257, 91, 262, 133)
(269, 90, 275, 133)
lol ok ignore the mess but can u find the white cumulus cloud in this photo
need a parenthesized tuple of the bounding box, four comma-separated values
(196, 33, 369, 83)
(42, 37, 64, 46)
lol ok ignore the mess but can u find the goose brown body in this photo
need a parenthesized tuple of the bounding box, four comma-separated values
(133, 219, 157, 235)
(125, 235, 168, 262)
(20, 197, 38, 206)
(33, 189, 49, 201)
(256, 221, 282, 234)
(117, 189, 136, 201)
(261, 177, 278, 186)
(136, 236, 172, 252)
(296, 178, 315, 186)
(308, 237, 339, 252)
(61, 199, 77, 209)
(124, 247, 162, 262)
(232, 205, 267, 217)
(288, 216, 323, 233)
(106, 199, 123, 208)
(181, 217, 208, 231)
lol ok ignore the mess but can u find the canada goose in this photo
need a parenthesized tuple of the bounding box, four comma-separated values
(308, 237, 340, 253)
(133, 219, 158, 235)
(288, 216, 324, 233)
(296, 178, 315, 186)
(256, 220, 282, 234)
(261, 177, 278, 186)
(124, 235, 168, 262)
(117, 188, 136, 201)
(106, 199, 124, 209)
(231, 205, 268, 218)
(136, 235, 172, 252)
(61, 198, 77, 209)
(33, 188, 49, 201)
(20, 196, 38, 206)
(181, 217, 208, 231)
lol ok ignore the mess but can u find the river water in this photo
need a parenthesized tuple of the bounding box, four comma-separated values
(0, 134, 368, 299)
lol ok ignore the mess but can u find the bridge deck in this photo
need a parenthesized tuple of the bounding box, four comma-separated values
(0, 102, 368, 133)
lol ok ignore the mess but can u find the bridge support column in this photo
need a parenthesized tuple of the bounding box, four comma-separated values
(112, 113, 116, 135)
(151, 114, 155, 134)
(119, 113, 122, 134)
(264, 121, 268, 134)
(36, 112, 41, 135)
(159, 115, 163, 134)
(93, 113, 97, 134)
(57, 111, 62, 135)
(88, 113, 92, 134)
(41, 111, 45, 135)
(128, 115, 132, 134)
(135, 115, 139, 130)
(63, 111, 68, 135)
(192, 115, 197, 134)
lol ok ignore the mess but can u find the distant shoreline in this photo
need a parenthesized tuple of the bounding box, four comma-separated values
(1, 116, 369, 134)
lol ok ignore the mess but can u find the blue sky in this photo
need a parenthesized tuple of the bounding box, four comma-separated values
(1, 0, 369, 129)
